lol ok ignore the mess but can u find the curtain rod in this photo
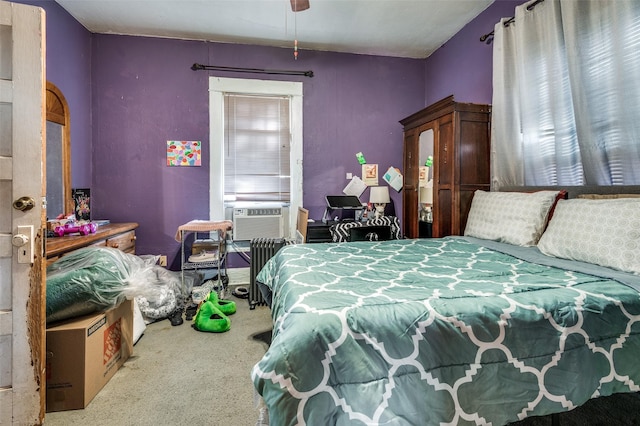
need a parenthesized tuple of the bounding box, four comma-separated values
(479, 0, 545, 44)
(191, 63, 314, 78)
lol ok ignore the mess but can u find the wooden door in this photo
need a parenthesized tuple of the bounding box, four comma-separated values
(433, 114, 454, 237)
(401, 127, 419, 238)
(0, 2, 46, 424)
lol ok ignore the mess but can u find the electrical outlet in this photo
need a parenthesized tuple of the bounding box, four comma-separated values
(158, 255, 168, 267)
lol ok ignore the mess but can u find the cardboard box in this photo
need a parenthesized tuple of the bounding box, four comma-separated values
(46, 299, 134, 412)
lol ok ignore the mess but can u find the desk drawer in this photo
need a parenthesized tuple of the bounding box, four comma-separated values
(106, 230, 136, 253)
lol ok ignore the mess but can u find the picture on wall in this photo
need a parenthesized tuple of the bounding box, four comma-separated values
(167, 140, 201, 166)
(362, 163, 379, 186)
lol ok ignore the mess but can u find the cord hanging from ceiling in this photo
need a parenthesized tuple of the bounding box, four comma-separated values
(291, 0, 306, 60)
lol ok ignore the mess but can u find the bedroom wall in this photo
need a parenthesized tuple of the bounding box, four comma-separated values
(424, 0, 526, 105)
(12, 0, 93, 190)
(90, 36, 425, 267)
(13, 0, 425, 267)
(15, 0, 526, 269)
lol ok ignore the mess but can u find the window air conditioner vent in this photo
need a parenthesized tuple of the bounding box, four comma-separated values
(232, 207, 284, 241)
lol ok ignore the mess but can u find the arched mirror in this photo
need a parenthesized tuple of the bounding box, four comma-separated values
(46, 82, 72, 219)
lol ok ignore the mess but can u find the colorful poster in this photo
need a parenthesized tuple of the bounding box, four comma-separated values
(167, 140, 201, 166)
(72, 188, 91, 220)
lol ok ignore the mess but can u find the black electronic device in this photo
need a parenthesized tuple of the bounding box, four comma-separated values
(323, 195, 364, 223)
(325, 195, 364, 209)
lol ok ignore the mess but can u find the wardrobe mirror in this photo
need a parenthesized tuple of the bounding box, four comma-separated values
(418, 129, 434, 223)
(46, 82, 72, 219)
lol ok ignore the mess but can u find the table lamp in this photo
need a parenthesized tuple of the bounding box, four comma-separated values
(369, 186, 390, 219)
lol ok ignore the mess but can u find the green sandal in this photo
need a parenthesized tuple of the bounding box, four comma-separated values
(193, 301, 230, 333)
(206, 291, 237, 316)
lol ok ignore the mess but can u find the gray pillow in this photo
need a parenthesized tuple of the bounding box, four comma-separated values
(537, 198, 640, 275)
(464, 190, 560, 246)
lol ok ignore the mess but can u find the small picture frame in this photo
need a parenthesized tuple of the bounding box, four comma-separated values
(362, 164, 378, 186)
(167, 140, 201, 166)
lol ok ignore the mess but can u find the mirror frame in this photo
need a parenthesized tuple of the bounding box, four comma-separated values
(46, 81, 73, 217)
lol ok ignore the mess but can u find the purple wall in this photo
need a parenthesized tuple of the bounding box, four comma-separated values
(13, 0, 93, 189)
(90, 36, 425, 266)
(424, 0, 526, 105)
(17, 0, 526, 268)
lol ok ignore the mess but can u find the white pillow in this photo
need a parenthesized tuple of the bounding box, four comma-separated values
(464, 190, 560, 246)
(537, 198, 640, 275)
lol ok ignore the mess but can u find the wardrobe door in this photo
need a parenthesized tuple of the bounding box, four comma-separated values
(433, 114, 454, 237)
(456, 110, 491, 235)
(402, 127, 419, 238)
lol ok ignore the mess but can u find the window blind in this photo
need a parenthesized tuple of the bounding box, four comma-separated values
(224, 94, 291, 202)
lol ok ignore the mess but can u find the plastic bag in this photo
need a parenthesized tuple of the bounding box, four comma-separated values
(46, 246, 192, 324)
(134, 269, 200, 323)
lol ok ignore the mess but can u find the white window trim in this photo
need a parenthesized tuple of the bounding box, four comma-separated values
(209, 77, 303, 238)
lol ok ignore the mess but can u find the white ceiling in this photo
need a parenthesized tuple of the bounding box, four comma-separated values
(54, 0, 495, 59)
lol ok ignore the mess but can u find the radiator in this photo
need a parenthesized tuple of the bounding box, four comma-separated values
(249, 238, 289, 309)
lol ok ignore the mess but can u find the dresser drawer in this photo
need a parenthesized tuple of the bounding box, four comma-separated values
(106, 230, 136, 253)
(46, 223, 139, 263)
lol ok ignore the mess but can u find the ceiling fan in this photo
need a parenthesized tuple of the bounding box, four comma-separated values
(290, 0, 310, 12)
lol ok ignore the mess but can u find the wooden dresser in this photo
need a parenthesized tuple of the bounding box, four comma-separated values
(45, 222, 139, 265)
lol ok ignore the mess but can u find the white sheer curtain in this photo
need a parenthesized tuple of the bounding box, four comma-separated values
(492, 0, 640, 188)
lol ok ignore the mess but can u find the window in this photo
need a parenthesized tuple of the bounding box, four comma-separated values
(491, 0, 640, 187)
(209, 77, 303, 236)
(224, 94, 290, 202)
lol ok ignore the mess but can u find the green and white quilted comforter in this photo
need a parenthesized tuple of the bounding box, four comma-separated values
(252, 237, 640, 425)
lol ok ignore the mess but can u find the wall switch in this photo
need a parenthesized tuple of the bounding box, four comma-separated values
(346, 173, 353, 179)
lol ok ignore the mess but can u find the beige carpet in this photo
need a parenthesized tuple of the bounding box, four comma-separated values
(44, 286, 271, 426)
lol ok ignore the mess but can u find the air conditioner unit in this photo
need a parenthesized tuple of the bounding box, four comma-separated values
(233, 207, 284, 241)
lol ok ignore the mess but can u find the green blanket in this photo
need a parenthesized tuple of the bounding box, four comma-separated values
(252, 237, 640, 425)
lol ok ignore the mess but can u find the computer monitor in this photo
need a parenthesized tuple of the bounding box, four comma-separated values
(325, 195, 364, 210)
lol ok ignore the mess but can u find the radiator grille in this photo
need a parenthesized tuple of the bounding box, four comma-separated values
(249, 237, 289, 309)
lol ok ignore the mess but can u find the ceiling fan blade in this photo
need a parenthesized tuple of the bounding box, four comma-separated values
(290, 0, 310, 12)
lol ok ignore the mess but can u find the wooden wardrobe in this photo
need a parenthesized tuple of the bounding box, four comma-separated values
(400, 96, 491, 238)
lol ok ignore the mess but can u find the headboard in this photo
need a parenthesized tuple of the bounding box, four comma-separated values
(498, 185, 640, 198)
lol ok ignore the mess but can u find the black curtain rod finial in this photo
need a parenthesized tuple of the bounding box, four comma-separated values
(479, 0, 544, 44)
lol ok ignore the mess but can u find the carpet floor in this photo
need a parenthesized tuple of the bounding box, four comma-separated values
(44, 290, 272, 426)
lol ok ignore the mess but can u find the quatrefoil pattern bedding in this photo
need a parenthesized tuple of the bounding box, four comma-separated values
(252, 238, 640, 426)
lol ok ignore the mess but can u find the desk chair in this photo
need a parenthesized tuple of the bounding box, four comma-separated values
(348, 225, 391, 242)
(296, 207, 309, 243)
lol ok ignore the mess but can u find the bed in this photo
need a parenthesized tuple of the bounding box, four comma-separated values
(251, 189, 640, 425)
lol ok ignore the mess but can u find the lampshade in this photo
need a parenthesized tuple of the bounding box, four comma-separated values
(419, 186, 433, 204)
(369, 186, 390, 204)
